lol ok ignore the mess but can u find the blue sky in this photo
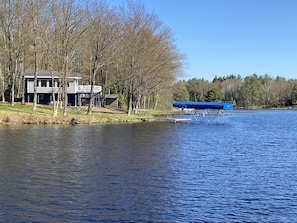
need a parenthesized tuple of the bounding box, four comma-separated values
(107, 0, 297, 81)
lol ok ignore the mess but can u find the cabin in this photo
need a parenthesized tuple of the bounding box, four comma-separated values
(23, 70, 102, 106)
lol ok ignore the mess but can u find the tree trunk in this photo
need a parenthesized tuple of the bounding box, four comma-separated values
(21, 73, 25, 105)
(8, 60, 14, 106)
(147, 95, 150, 109)
(101, 69, 107, 107)
(143, 95, 146, 110)
(127, 81, 133, 116)
(51, 70, 58, 117)
(33, 69, 37, 110)
(32, 43, 38, 110)
(62, 76, 67, 116)
(62, 55, 69, 116)
(0, 63, 5, 103)
(154, 93, 159, 109)
(10, 73, 15, 106)
(21, 47, 25, 105)
(87, 68, 95, 115)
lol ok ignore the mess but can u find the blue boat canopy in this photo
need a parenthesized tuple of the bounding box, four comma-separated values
(172, 101, 233, 110)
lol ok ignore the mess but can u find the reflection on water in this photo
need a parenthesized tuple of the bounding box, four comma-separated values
(1, 110, 297, 222)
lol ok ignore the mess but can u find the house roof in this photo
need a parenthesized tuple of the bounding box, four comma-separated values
(23, 70, 82, 79)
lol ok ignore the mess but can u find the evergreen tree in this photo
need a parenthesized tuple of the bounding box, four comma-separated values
(205, 87, 223, 102)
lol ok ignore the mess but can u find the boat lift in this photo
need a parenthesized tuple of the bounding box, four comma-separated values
(170, 101, 233, 123)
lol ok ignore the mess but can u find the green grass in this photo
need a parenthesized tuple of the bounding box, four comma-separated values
(0, 103, 159, 125)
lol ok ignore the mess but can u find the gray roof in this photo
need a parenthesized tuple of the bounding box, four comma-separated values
(23, 70, 82, 79)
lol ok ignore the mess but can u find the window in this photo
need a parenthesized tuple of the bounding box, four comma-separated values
(41, 80, 47, 87)
(49, 80, 53, 87)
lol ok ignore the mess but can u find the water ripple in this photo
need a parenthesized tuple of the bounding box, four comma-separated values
(1, 111, 297, 222)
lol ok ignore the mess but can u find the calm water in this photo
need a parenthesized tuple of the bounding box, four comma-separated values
(0, 110, 297, 222)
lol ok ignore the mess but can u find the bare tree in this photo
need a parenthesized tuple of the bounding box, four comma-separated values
(0, 0, 18, 106)
(0, 63, 4, 102)
(0, 0, 183, 112)
(25, 0, 49, 110)
(49, 0, 90, 116)
(83, 1, 118, 115)
(116, 1, 182, 114)
(261, 74, 275, 107)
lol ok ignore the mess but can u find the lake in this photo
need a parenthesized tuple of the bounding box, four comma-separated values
(0, 110, 297, 222)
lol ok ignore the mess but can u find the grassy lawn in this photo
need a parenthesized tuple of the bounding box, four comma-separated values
(0, 103, 155, 125)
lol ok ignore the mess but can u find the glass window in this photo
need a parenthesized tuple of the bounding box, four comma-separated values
(41, 80, 47, 87)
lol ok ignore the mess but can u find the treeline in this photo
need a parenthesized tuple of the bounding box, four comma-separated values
(0, 0, 183, 115)
(173, 74, 297, 108)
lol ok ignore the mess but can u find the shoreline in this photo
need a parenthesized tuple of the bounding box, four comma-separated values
(1, 103, 295, 126)
(0, 103, 161, 126)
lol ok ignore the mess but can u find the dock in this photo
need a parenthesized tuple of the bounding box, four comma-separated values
(168, 118, 192, 123)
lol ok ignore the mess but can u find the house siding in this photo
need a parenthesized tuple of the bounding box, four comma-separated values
(23, 70, 102, 106)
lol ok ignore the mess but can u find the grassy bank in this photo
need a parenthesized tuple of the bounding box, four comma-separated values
(0, 103, 158, 125)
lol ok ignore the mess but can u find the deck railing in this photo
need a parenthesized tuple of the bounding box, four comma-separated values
(77, 85, 102, 93)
